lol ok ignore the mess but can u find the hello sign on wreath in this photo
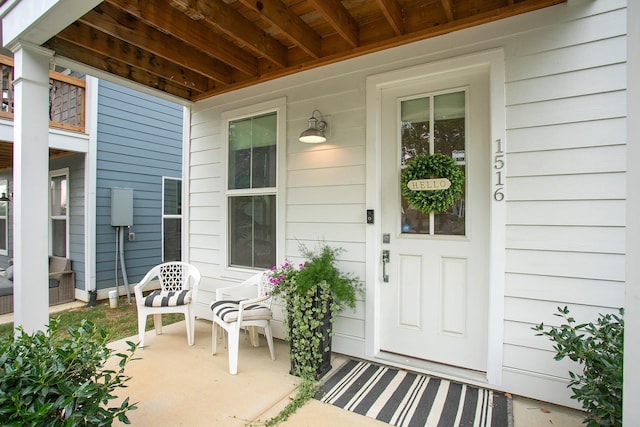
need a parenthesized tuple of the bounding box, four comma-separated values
(400, 153, 464, 214)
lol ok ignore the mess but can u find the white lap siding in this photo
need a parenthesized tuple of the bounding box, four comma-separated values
(502, 1, 626, 406)
(188, 0, 627, 407)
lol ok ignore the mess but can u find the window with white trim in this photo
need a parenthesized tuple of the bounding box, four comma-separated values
(162, 177, 182, 262)
(226, 111, 277, 269)
(50, 169, 69, 257)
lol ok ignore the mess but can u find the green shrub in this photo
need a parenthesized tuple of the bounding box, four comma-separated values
(533, 306, 623, 427)
(0, 317, 137, 426)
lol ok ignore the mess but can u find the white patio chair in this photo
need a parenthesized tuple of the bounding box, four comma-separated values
(210, 271, 276, 374)
(134, 261, 201, 348)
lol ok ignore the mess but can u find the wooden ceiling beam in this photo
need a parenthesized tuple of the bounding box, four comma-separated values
(376, 0, 404, 36)
(441, 0, 455, 22)
(80, 3, 232, 85)
(239, 0, 322, 59)
(46, 36, 197, 100)
(170, 0, 288, 68)
(105, 0, 258, 77)
(405, 0, 565, 37)
(50, 23, 210, 93)
(309, 0, 359, 48)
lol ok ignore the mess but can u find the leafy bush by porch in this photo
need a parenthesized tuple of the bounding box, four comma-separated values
(534, 306, 623, 427)
(0, 318, 137, 425)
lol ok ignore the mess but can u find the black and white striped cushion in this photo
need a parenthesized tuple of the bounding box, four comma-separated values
(210, 299, 272, 322)
(144, 289, 192, 307)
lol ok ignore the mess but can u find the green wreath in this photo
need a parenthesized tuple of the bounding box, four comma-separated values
(401, 153, 464, 213)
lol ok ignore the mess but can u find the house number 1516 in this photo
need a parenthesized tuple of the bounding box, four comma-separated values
(494, 139, 505, 202)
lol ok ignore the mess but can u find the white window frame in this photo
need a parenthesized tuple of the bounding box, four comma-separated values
(162, 176, 182, 262)
(49, 168, 70, 257)
(221, 97, 286, 275)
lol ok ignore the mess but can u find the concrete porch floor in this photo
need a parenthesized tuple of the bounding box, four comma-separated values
(108, 319, 586, 427)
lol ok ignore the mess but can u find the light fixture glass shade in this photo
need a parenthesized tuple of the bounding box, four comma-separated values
(299, 111, 328, 143)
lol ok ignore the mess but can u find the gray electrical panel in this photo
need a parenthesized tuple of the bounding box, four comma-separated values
(111, 188, 133, 226)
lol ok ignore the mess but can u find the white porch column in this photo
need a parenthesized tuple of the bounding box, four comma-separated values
(11, 42, 53, 333)
(625, 1, 640, 425)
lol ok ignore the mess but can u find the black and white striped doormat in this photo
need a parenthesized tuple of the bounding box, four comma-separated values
(317, 359, 511, 427)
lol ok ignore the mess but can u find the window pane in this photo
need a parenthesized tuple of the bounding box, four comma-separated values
(401, 97, 430, 162)
(0, 218, 6, 251)
(251, 145, 276, 188)
(228, 112, 277, 190)
(164, 179, 182, 215)
(251, 113, 277, 148)
(400, 97, 430, 234)
(52, 219, 66, 257)
(0, 180, 7, 217)
(50, 175, 67, 216)
(50, 174, 68, 257)
(228, 117, 252, 189)
(434, 91, 465, 236)
(228, 195, 275, 269)
(0, 181, 7, 253)
(163, 218, 182, 261)
(163, 178, 182, 262)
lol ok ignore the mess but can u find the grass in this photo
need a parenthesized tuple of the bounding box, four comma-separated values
(0, 296, 184, 342)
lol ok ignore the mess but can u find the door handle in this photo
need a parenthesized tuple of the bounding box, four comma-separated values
(382, 250, 390, 283)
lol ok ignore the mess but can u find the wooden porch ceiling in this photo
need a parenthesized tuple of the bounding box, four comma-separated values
(0, 142, 73, 172)
(42, 0, 565, 102)
(0, 142, 11, 172)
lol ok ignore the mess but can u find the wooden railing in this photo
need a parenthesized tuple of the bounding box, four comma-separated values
(0, 56, 14, 120)
(49, 72, 86, 132)
(0, 55, 86, 133)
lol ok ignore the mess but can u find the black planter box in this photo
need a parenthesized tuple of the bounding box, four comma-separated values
(288, 291, 333, 379)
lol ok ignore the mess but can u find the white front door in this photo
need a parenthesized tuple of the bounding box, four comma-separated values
(379, 66, 490, 372)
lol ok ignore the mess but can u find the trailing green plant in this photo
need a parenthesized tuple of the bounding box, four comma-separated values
(285, 280, 335, 380)
(533, 306, 623, 427)
(0, 317, 138, 426)
(264, 377, 317, 427)
(265, 243, 360, 424)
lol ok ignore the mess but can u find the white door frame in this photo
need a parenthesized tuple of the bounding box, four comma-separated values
(365, 49, 507, 386)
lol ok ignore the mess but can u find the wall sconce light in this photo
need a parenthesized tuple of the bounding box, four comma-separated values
(0, 192, 11, 202)
(299, 109, 328, 143)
